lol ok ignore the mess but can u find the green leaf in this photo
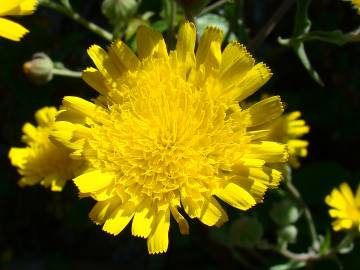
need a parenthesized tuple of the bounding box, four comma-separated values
(296, 31, 349, 46)
(280, 0, 324, 86)
(293, 0, 311, 36)
(293, 42, 324, 86)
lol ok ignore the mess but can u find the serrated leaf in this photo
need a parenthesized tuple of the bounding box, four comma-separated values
(280, 0, 324, 86)
(297, 31, 349, 46)
(293, 42, 324, 86)
(294, 0, 311, 36)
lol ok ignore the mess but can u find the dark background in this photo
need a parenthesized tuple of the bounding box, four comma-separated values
(1, 0, 360, 269)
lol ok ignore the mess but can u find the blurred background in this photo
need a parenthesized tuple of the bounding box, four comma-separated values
(1, 0, 360, 269)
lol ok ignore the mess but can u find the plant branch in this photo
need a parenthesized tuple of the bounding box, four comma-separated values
(249, 0, 296, 52)
(52, 68, 82, 78)
(285, 181, 319, 248)
(199, 0, 229, 16)
(39, 0, 113, 42)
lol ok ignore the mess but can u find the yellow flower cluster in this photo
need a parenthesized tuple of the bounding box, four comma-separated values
(326, 182, 360, 232)
(51, 22, 288, 254)
(9, 107, 83, 191)
(261, 111, 309, 168)
(0, 0, 37, 41)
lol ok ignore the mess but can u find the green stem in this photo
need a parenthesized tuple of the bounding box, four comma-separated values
(249, 0, 296, 51)
(52, 68, 82, 78)
(285, 181, 319, 248)
(199, 0, 229, 16)
(40, 0, 113, 42)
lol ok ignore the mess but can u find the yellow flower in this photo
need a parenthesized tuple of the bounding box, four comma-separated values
(325, 182, 360, 232)
(9, 107, 82, 191)
(0, 0, 37, 41)
(53, 22, 288, 254)
(261, 111, 309, 168)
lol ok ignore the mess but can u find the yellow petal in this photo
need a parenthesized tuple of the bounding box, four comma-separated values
(103, 201, 135, 235)
(5, 0, 37, 16)
(355, 184, 360, 207)
(235, 63, 272, 102)
(62, 96, 108, 122)
(215, 182, 256, 210)
(246, 141, 289, 163)
(35, 106, 57, 126)
(74, 170, 114, 193)
(339, 182, 355, 204)
(108, 39, 140, 72)
(132, 202, 154, 238)
(87, 45, 121, 81)
(198, 197, 226, 226)
(246, 96, 284, 127)
(136, 26, 168, 59)
(196, 26, 223, 67)
(176, 21, 196, 62)
(220, 41, 255, 88)
(89, 197, 121, 224)
(147, 209, 170, 254)
(0, 18, 28, 41)
(8, 147, 28, 167)
(170, 205, 189, 235)
(0, 0, 23, 15)
(82, 67, 109, 96)
(22, 123, 37, 143)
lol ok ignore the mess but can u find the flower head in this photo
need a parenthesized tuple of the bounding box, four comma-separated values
(261, 111, 309, 168)
(53, 22, 288, 254)
(0, 0, 37, 41)
(9, 107, 82, 191)
(325, 182, 360, 232)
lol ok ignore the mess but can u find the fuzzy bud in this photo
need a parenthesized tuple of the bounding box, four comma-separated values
(23, 53, 54, 85)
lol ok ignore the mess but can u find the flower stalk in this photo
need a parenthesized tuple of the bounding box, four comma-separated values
(39, 0, 113, 41)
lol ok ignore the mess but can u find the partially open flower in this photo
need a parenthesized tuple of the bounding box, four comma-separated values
(325, 182, 360, 232)
(9, 107, 83, 191)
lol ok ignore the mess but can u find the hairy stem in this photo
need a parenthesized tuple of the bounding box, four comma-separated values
(249, 0, 296, 51)
(40, 0, 113, 42)
(52, 68, 82, 78)
(285, 181, 319, 248)
(199, 0, 229, 16)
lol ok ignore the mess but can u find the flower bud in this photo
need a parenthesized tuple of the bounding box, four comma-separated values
(229, 217, 264, 248)
(23, 53, 54, 85)
(102, 0, 140, 32)
(270, 199, 300, 227)
(277, 225, 298, 243)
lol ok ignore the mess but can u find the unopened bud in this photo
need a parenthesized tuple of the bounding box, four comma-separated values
(270, 199, 300, 227)
(23, 53, 53, 85)
(277, 225, 298, 243)
(102, 0, 140, 32)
